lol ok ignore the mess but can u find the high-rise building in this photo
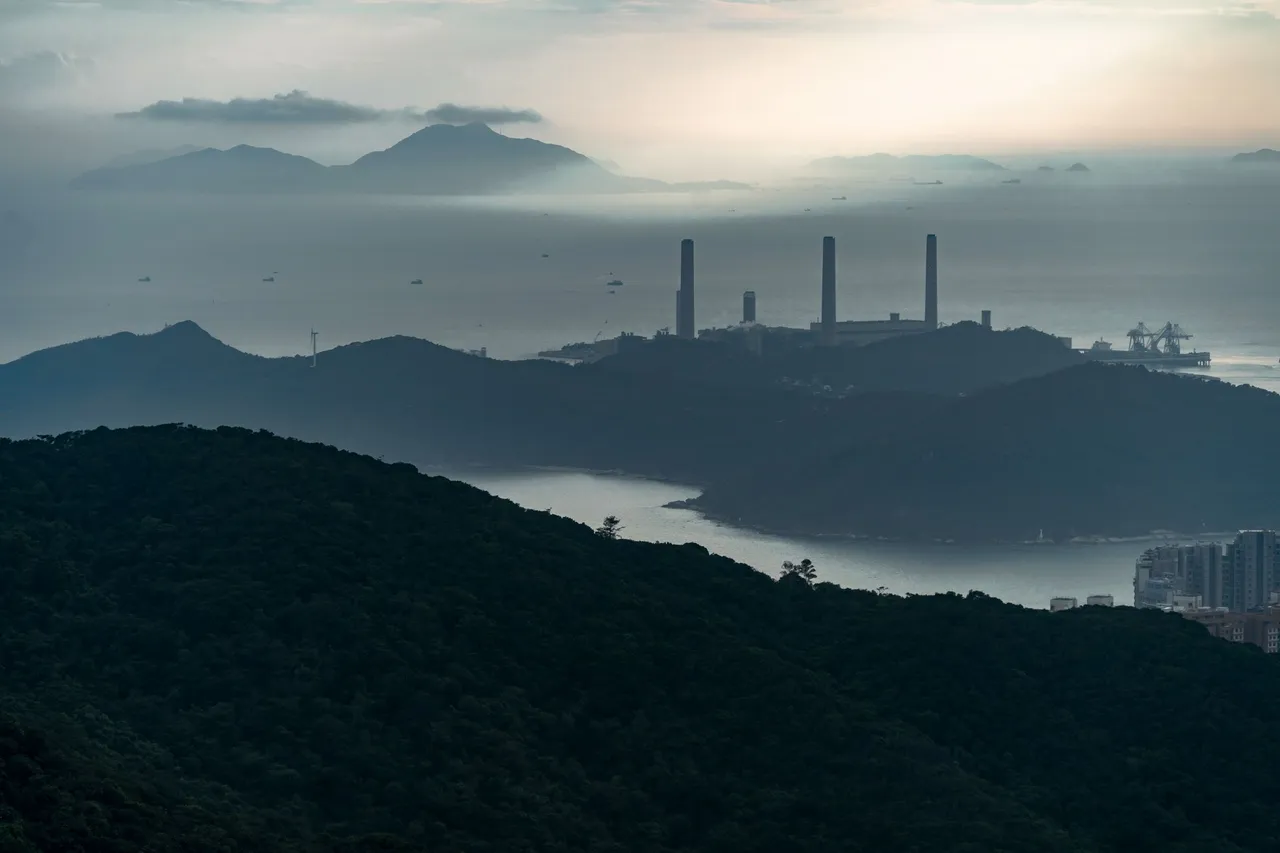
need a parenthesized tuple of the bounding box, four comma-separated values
(925, 234, 938, 330)
(1137, 534, 1280, 613)
(1134, 545, 1184, 608)
(981, 309, 992, 328)
(742, 290, 756, 324)
(1183, 544, 1226, 609)
(1224, 530, 1280, 613)
(820, 236, 836, 346)
(677, 239, 695, 339)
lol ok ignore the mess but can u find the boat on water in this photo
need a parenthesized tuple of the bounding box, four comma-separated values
(262, 276, 275, 282)
(1080, 322, 1210, 367)
(606, 279, 623, 287)
(410, 278, 423, 285)
(137, 276, 151, 282)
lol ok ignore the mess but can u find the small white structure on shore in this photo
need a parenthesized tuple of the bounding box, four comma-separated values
(1049, 597, 1079, 611)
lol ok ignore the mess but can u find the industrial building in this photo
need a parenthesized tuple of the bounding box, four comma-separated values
(669, 232, 972, 348)
(807, 233, 940, 347)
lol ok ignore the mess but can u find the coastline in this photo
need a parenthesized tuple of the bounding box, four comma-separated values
(429, 462, 1235, 549)
(674, 497, 1232, 548)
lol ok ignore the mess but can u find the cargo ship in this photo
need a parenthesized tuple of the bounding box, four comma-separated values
(1079, 322, 1210, 367)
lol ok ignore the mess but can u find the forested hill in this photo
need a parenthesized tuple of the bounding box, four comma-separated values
(5, 427, 1280, 850)
(696, 363, 1280, 541)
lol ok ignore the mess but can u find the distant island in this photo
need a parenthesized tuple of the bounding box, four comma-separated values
(4, 321, 1279, 542)
(10, 424, 1280, 850)
(1066, 162, 1091, 173)
(1231, 148, 1280, 165)
(811, 153, 1006, 173)
(72, 123, 752, 196)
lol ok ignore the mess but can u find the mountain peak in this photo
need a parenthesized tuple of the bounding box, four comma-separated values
(396, 121, 504, 146)
(152, 320, 217, 341)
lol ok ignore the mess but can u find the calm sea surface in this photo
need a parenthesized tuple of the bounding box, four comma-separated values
(441, 467, 1216, 610)
(4, 170, 1278, 607)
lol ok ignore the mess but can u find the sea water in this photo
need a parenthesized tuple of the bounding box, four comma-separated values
(4, 170, 1278, 606)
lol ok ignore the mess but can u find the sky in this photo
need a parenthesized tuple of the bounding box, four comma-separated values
(0, 0, 1277, 180)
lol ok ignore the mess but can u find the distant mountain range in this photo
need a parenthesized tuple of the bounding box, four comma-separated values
(104, 144, 205, 169)
(1231, 148, 1280, 165)
(812, 153, 1006, 173)
(73, 123, 751, 195)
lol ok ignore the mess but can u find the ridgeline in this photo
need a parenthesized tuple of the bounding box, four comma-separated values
(3, 426, 1280, 850)
(2, 322, 1275, 541)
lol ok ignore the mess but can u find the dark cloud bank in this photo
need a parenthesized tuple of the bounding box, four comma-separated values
(116, 90, 543, 126)
(423, 103, 543, 125)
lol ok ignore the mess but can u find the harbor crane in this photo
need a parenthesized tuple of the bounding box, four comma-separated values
(1126, 321, 1194, 356)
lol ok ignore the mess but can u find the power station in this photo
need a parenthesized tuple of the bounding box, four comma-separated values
(669, 231, 1002, 351)
(805, 233, 941, 347)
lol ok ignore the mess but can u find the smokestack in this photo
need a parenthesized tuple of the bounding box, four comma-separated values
(981, 309, 992, 328)
(821, 236, 836, 346)
(743, 290, 756, 324)
(925, 234, 938, 330)
(678, 239, 695, 339)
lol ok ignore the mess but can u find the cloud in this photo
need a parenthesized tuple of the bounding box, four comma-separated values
(117, 90, 404, 123)
(0, 51, 90, 96)
(422, 103, 543, 124)
(116, 90, 546, 126)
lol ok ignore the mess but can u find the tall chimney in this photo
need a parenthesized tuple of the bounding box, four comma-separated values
(925, 234, 938, 330)
(679, 239, 695, 339)
(821, 236, 836, 346)
(743, 290, 756, 324)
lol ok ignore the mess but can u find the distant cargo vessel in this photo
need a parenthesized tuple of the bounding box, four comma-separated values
(1080, 322, 1210, 367)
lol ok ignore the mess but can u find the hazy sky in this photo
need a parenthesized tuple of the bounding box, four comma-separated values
(0, 0, 1277, 178)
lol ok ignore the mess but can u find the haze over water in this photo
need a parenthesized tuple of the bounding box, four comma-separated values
(5, 169, 1279, 608)
(5, 169, 1280, 378)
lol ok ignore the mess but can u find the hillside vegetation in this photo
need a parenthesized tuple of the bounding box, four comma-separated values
(3, 426, 1280, 850)
(697, 363, 1280, 540)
